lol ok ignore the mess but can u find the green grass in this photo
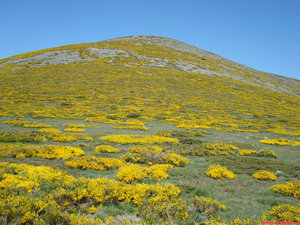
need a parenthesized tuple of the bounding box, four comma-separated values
(95, 202, 136, 222)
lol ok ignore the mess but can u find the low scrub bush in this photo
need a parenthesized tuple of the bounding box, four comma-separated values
(171, 129, 207, 137)
(270, 179, 300, 198)
(116, 163, 173, 183)
(0, 131, 47, 142)
(193, 196, 226, 220)
(256, 149, 277, 158)
(173, 143, 239, 156)
(94, 145, 120, 153)
(252, 171, 277, 181)
(63, 123, 99, 128)
(65, 156, 124, 171)
(113, 125, 148, 131)
(129, 145, 164, 153)
(38, 128, 61, 135)
(64, 128, 85, 132)
(121, 151, 189, 166)
(260, 138, 300, 146)
(262, 203, 300, 222)
(4, 119, 51, 128)
(0, 142, 84, 159)
(100, 134, 179, 145)
(206, 164, 236, 180)
(239, 149, 257, 156)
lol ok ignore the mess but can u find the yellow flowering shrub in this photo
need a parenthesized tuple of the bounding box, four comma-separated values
(0, 143, 84, 159)
(0, 162, 181, 203)
(69, 214, 106, 225)
(38, 128, 93, 142)
(0, 131, 47, 142)
(260, 138, 300, 146)
(0, 194, 66, 225)
(114, 125, 148, 130)
(206, 164, 236, 180)
(162, 153, 189, 166)
(205, 143, 239, 151)
(116, 163, 173, 183)
(194, 196, 226, 219)
(49, 133, 93, 142)
(73, 133, 93, 141)
(256, 149, 278, 158)
(38, 128, 61, 134)
(116, 164, 147, 183)
(0, 161, 183, 224)
(63, 123, 100, 128)
(261, 203, 300, 222)
(4, 119, 51, 128)
(238, 149, 277, 158)
(136, 197, 188, 225)
(176, 123, 195, 130)
(0, 162, 73, 184)
(50, 134, 78, 142)
(85, 116, 121, 124)
(180, 143, 239, 156)
(205, 218, 255, 225)
(229, 218, 254, 225)
(3, 120, 24, 126)
(88, 205, 98, 214)
(100, 134, 179, 144)
(65, 156, 124, 170)
(239, 149, 257, 156)
(183, 147, 275, 159)
(170, 129, 208, 137)
(76, 142, 88, 147)
(64, 128, 85, 132)
(153, 131, 172, 137)
(94, 145, 120, 153)
(69, 214, 140, 225)
(0, 173, 40, 193)
(252, 171, 277, 181)
(123, 119, 145, 126)
(147, 164, 173, 180)
(121, 151, 189, 166)
(270, 179, 300, 198)
(129, 145, 164, 153)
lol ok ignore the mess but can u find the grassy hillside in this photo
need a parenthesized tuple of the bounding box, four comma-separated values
(0, 36, 299, 224)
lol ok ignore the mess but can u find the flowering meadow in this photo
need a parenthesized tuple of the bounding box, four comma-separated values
(0, 116, 298, 224)
(0, 36, 299, 224)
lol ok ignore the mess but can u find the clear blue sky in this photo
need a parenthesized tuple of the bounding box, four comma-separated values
(1, 0, 299, 79)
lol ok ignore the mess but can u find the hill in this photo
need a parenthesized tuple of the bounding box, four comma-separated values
(0, 36, 299, 224)
(0, 35, 299, 135)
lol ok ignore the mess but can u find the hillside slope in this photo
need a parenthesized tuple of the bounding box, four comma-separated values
(0, 35, 299, 135)
(0, 36, 299, 224)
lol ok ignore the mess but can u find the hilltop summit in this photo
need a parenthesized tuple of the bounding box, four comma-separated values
(1, 35, 299, 96)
